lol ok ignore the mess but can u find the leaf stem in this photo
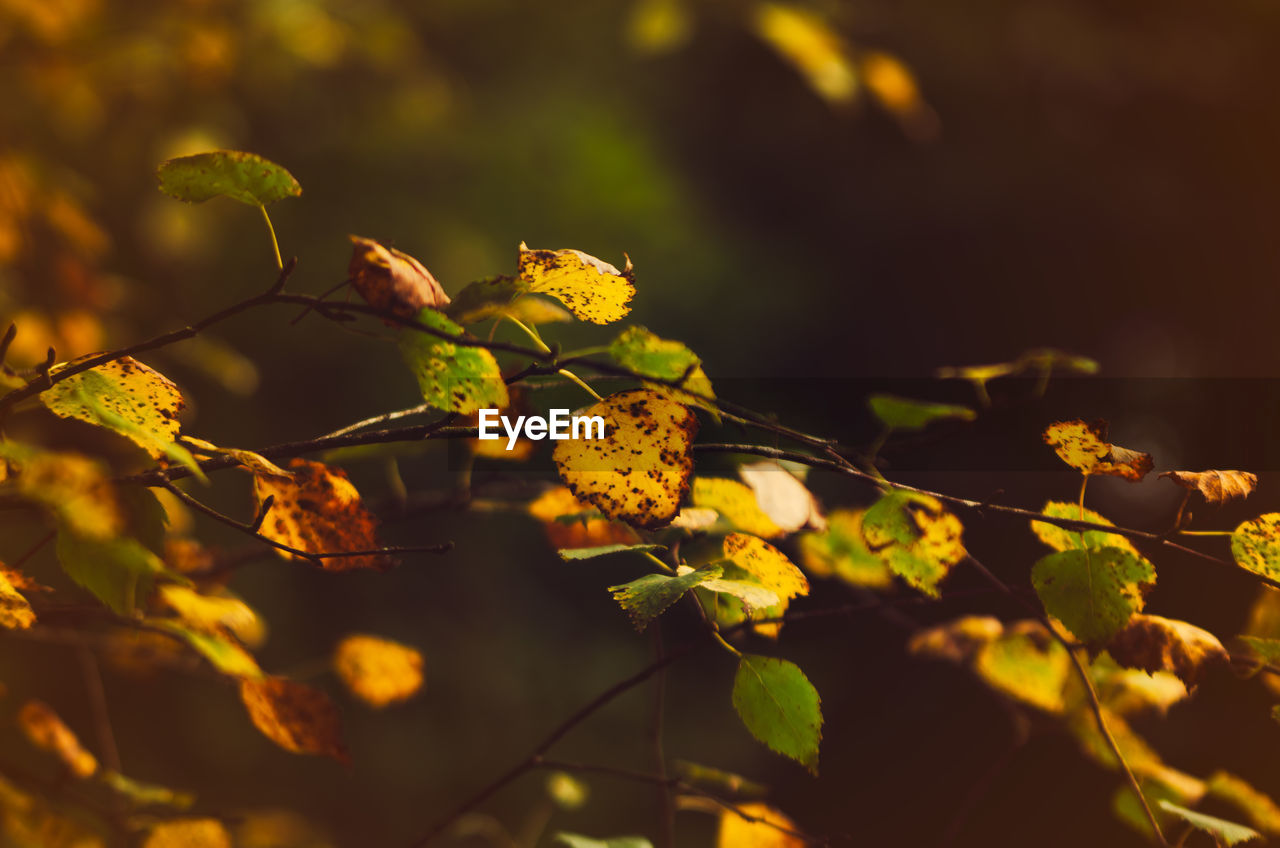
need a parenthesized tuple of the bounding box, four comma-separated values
(504, 315, 603, 402)
(259, 204, 283, 272)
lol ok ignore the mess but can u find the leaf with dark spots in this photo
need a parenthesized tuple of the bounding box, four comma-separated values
(1043, 419, 1153, 480)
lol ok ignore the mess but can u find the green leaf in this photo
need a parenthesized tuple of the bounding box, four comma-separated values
(797, 510, 893, 588)
(397, 308, 509, 414)
(1207, 772, 1280, 836)
(444, 276, 528, 325)
(731, 654, 822, 772)
(1031, 547, 1155, 646)
(867, 394, 975, 432)
(148, 620, 263, 679)
(557, 544, 666, 561)
(157, 150, 301, 206)
(1233, 514, 1280, 582)
(608, 564, 722, 631)
(1156, 801, 1261, 846)
(552, 834, 653, 848)
(56, 533, 168, 615)
(609, 326, 717, 417)
(1031, 500, 1139, 556)
(973, 625, 1070, 713)
(100, 771, 195, 809)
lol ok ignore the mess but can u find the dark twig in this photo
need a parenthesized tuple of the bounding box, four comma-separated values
(0, 323, 16, 365)
(650, 623, 675, 848)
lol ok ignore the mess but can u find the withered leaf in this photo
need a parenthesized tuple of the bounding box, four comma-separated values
(239, 677, 349, 764)
(1043, 419, 1153, 481)
(17, 700, 97, 778)
(348, 235, 450, 319)
(1107, 614, 1229, 687)
(252, 459, 389, 571)
(1160, 470, 1258, 505)
(552, 390, 698, 529)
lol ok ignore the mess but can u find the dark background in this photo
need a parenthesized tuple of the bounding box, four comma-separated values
(3, 0, 1280, 845)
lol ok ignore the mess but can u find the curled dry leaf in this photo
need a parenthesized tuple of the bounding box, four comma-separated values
(1160, 470, 1258, 505)
(252, 458, 389, 571)
(1107, 614, 1229, 687)
(1043, 419, 1153, 481)
(517, 243, 635, 324)
(528, 486, 639, 549)
(552, 390, 698, 529)
(239, 677, 349, 764)
(332, 634, 424, 709)
(738, 461, 825, 534)
(348, 235, 450, 319)
(17, 700, 97, 778)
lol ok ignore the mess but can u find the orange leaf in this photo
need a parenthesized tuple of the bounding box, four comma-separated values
(239, 677, 349, 764)
(252, 459, 388, 571)
(348, 235, 450, 319)
(1159, 470, 1258, 505)
(17, 700, 97, 778)
(333, 634, 424, 708)
(528, 486, 640, 549)
(1043, 419, 1153, 481)
(1107, 614, 1229, 687)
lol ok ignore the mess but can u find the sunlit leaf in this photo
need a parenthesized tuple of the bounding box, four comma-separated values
(723, 533, 808, 601)
(528, 486, 640, 549)
(1107, 614, 1228, 687)
(690, 562, 781, 611)
(349, 235, 450, 318)
(57, 532, 168, 615)
(608, 564, 722, 631)
(716, 802, 804, 848)
(1043, 419, 1153, 480)
(1093, 658, 1187, 717)
(445, 275, 524, 325)
(860, 51, 938, 141)
(159, 584, 259, 639)
(1031, 500, 1139, 556)
(973, 621, 1070, 713)
(157, 150, 301, 207)
(738, 461, 823, 534)
(798, 510, 892, 588)
(397, 307, 508, 414)
(252, 459, 388, 571)
(867, 394, 974, 432)
(608, 326, 716, 411)
(557, 543, 666, 561)
(517, 243, 635, 324)
(1232, 515, 1280, 583)
(17, 700, 97, 778)
(1157, 801, 1260, 846)
(0, 565, 35, 630)
(148, 619, 263, 679)
(142, 818, 233, 848)
(1031, 547, 1155, 647)
(239, 677, 349, 764)
(732, 654, 822, 772)
(751, 2, 857, 104)
(1160, 470, 1258, 505)
(692, 477, 784, 539)
(0, 446, 122, 539)
(1207, 772, 1280, 836)
(861, 490, 965, 597)
(181, 436, 292, 479)
(552, 389, 698, 529)
(333, 634, 424, 708)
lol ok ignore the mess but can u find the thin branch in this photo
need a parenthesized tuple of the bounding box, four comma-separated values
(650, 623, 675, 848)
(77, 646, 122, 775)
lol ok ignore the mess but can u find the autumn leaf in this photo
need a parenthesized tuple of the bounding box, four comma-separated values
(554, 835, 652, 848)
(1107, 614, 1228, 687)
(0, 565, 35, 630)
(252, 459, 388, 571)
(149, 619, 263, 679)
(1207, 772, 1280, 837)
(608, 326, 717, 413)
(100, 770, 194, 810)
(723, 533, 809, 601)
(908, 615, 1004, 664)
(731, 655, 822, 772)
(558, 543, 667, 561)
(738, 461, 824, 534)
(1160, 470, 1258, 505)
(528, 486, 640, 549)
(143, 818, 233, 848)
(798, 510, 892, 588)
(608, 564, 723, 631)
(1157, 802, 1261, 847)
(751, 2, 856, 104)
(517, 243, 635, 324)
(158, 584, 260, 640)
(445, 275, 525, 325)
(181, 436, 292, 479)
(1031, 500, 1140, 556)
(692, 477, 784, 539)
(552, 389, 698, 529)
(239, 677, 349, 763)
(157, 150, 301, 207)
(1043, 419, 1153, 480)
(546, 772, 589, 810)
(1092, 659, 1188, 717)
(17, 700, 97, 778)
(716, 802, 804, 848)
(861, 490, 965, 597)
(397, 307, 509, 414)
(692, 562, 781, 611)
(973, 621, 1071, 713)
(333, 634, 424, 708)
(0, 446, 123, 540)
(57, 532, 169, 615)
(348, 235, 450, 318)
(1232, 515, 1280, 583)
(1031, 547, 1155, 647)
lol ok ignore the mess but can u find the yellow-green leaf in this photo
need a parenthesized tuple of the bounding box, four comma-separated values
(798, 510, 892, 588)
(867, 394, 975, 432)
(157, 150, 300, 207)
(1031, 547, 1155, 647)
(723, 533, 809, 601)
(1232, 514, 1280, 583)
(609, 564, 723, 631)
(1031, 500, 1139, 556)
(397, 307, 508, 414)
(692, 477, 784, 539)
(731, 654, 822, 772)
(1157, 801, 1261, 847)
(973, 622, 1070, 713)
(861, 491, 965, 597)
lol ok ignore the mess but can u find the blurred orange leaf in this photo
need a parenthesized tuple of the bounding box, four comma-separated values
(17, 700, 97, 778)
(333, 634, 424, 709)
(239, 677, 349, 764)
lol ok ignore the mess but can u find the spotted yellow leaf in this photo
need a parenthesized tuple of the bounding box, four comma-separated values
(723, 533, 809, 601)
(518, 243, 635, 324)
(1043, 419, 1153, 481)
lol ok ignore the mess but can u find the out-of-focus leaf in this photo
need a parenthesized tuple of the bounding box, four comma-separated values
(692, 563, 781, 611)
(397, 307, 508, 415)
(692, 478, 784, 539)
(159, 584, 259, 639)
(0, 565, 35, 629)
(349, 235, 450, 318)
(239, 677, 349, 764)
(157, 150, 300, 206)
(675, 761, 768, 798)
(862, 490, 965, 597)
(1043, 419, 1153, 480)
(973, 621, 1070, 713)
(716, 802, 804, 847)
(1160, 470, 1258, 505)
(627, 0, 692, 54)
(1207, 772, 1280, 836)
(798, 510, 892, 588)
(444, 275, 524, 325)
(332, 634, 424, 708)
(1031, 547, 1155, 647)
(732, 655, 822, 773)
(867, 394, 974, 432)
(908, 615, 1004, 664)
(553, 390, 697, 529)
(1107, 614, 1228, 687)
(608, 564, 722, 631)
(528, 486, 640, 549)
(252, 459, 388, 571)
(751, 2, 857, 104)
(142, 818, 233, 848)
(517, 243, 635, 324)
(56, 532, 168, 614)
(0, 446, 123, 540)
(100, 770, 194, 809)
(1157, 801, 1261, 846)
(17, 700, 97, 778)
(553, 834, 652, 848)
(738, 461, 823, 534)
(149, 620, 263, 679)
(546, 772, 589, 810)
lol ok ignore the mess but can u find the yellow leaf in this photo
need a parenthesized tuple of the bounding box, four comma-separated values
(0, 565, 35, 630)
(528, 486, 640, 549)
(751, 2, 857, 104)
(1159, 470, 1258, 505)
(552, 390, 698, 529)
(723, 533, 809, 601)
(143, 818, 232, 848)
(1043, 419, 1153, 480)
(239, 677, 349, 763)
(692, 478, 784, 539)
(159, 584, 261, 644)
(253, 459, 388, 571)
(17, 700, 97, 778)
(1031, 500, 1139, 556)
(517, 243, 635, 324)
(626, 0, 692, 55)
(908, 615, 1003, 664)
(333, 634, 424, 708)
(347, 235, 450, 319)
(716, 801, 804, 848)
(2, 447, 122, 539)
(797, 510, 893, 588)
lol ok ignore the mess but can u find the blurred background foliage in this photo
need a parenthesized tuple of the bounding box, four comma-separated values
(4, 0, 1280, 845)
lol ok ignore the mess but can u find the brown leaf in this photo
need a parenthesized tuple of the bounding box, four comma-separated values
(17, 700, 97, 778)
(1107, 614, 1229, 687)
(239, 677, 349, 764)
(1043, 419, 1153, 481)
(348, 235, 449, 319)
(252, 459, 388, 571)
(1159, 470, 1258, 505)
